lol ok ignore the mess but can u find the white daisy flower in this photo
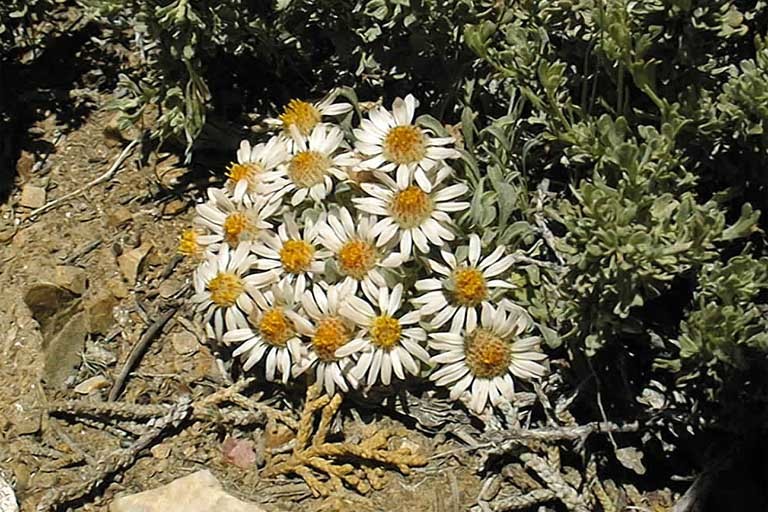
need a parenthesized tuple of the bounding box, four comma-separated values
(251, 212, 332, 293)
(270, 90, 354, 136)
(178, 227, 220, 259)
(194, 188, 281, 248)
(226, 136, 288, 203)
(223, 281, 305, 384)
(352, 167, 469, 260)
(262, 124, 354, 206)
(353, 93, 458, 190)
(412, 234, 517, 333)
(317, 206, 403, 300)
(291, 283, 361, 396)
(192, 243, 278, 340)
(428, 302, 547, 414)
(338, 284, 430, 388)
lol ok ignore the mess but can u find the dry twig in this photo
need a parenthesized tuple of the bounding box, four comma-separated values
(36, 396, 191, 511)
(28, 139, 139, 219)
(480, 421, 640, 454)
(109, 307, 178, 401)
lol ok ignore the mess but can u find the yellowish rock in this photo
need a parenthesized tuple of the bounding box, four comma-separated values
(54, 265, 87, 295)
(117, 242, 153, 285)
(19, 185, 46, 209)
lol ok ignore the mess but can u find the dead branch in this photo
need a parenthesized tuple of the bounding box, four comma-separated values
(109, 306, 177, 401)
(28, 139, 140, 219)
(35, 396, 191, 511)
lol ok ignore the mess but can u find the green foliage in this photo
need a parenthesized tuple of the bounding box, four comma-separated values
(0, 0, 59, 54)
(80, 0, 480, 154)
(461, 0, 767, 411)
(678, 254, 768, 367)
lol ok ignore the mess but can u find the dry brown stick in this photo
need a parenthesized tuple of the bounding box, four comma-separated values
(50, 378, 269, 427)
(28, 139, 139, 219)
(35, 397, 191, 512)
(61, 239, 102, 265)
(109, 307, 178, 401)
(430, 422, 640, 461)
(481, 421, 640, 453)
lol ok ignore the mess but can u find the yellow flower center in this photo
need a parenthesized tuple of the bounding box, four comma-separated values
(288, 151, 331, 188)
(208, 272, 244, 308)
(452, 267, 488, 307)
(464, 328, 511, 379)
(280, 99, 321, 136)
(337, 239, 377, 280)
(383, 125, 426, 165)
(370, 315, 401, 350)
(227, 162, 262, 185)
(389, 186, 434, 228)
(178, 228, 201, 257)
(258, 308, 294, 347)
(223, 212, 254, 246)
(280, 239, 315, 274)
(311, 316, 351, 362)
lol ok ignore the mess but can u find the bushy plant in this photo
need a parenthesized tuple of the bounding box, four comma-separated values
(460, 0, 768, 424)
(78, 0, 768, 481)
(79, 0, 481, 155)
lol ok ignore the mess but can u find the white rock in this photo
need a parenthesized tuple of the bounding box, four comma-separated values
(74, 375, 111, 395)
(109, 470, 267, 512)
(0, 474, 18, 512)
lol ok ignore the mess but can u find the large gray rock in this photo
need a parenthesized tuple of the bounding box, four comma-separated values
(42, 311, 88, 389)
(109, 470, 267, 512)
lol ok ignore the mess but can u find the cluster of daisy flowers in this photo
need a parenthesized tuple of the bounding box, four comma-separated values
(179, 90, 549, 414)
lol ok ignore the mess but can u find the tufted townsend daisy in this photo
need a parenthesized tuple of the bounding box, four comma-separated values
(412, 234, 517, 332)
(261, 124, 356, 206)
(290, 283, 361, 396)
(251, 212, 331, 294)
(192, 243, 279, 340)
(352, 167, 469, 260)
(194, 188, 281, 248)
(353, 94, 459, 191)
(270, 90, 353, 136)
(338, 284, 430, 388)
(316, 206, 403, 301)
(428, 302, 547, 414)
(224, 281, 306, 384)
(226, 136, 288, 203)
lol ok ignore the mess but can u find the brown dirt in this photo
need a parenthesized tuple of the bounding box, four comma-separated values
(0, 93, 483, 511)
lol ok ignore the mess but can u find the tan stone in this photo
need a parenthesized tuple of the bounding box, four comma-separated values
(107, 279, 130, 299)
(85, 292, 118, 334)
(117, 242, 153, 285)
(171, 332, 199, 355)
(158, 279, 182, 298)
(43, 311, 88, 389)
(19, 185, 46, 209)
(150, 444, 171, 460)
(16, 150, 34, 183)
(23, 283, 76, 332)
(54, 265, 87, 295)
(107, 206, 133, 228)
(109, 470, 267, 512)
(162, 199, 188, 216)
